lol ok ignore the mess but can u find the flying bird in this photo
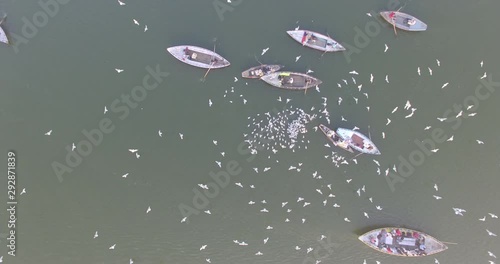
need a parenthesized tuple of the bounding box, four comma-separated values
(118, 0, 125, 5)
(133, 19, 139, 25)
(144, 25, 148, 32)
(104, 106, 108, 114)
(261, 47, 269, 55)
(45, 130, 52, 136)
(384, 44, 388, 53)
(93, 231, 98, 238)
(115, 68, 124, 73)
(441, 83, 449, 89)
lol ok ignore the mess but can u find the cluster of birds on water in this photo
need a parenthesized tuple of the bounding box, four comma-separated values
(25, 2, 498, 263)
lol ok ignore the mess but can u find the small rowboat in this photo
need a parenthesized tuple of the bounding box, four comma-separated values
(241, 64, 283, 79)
(318, 124, 354, 153)
(260, 72, 322, 90)
(336, 127, 380, 155)
(359, 227, 448, 257)
(287, 30, 345, 52)
(380, 11, 427, 31)
(167, 45, 230, 69)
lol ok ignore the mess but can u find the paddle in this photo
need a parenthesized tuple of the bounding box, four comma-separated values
(442, 241, 458, 245)
(254, 54, 263, 65)
(0, 14, 6, 25)
(202, 42, 217, 81)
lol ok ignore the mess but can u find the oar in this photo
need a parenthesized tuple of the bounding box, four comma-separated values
(202, 43, 217, 80)
(351, 152, 364, 160)
(0, 14, 6, 25)
(392, 6, 405, 36)
(254, 54, 263, 65)
(441, 241, 458, 245)
(368, 125, 372, 140)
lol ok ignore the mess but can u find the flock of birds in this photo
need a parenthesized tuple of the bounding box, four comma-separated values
(24, 2, 498, 264)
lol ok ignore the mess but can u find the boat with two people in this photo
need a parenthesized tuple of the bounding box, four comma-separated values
(241, 64, 283, 79)
(260, 72, 322, 90)
(335, 127, 380, 155)
(167, 45, 230, 69)
(287, 30, 345, 52)
(380, 11, 427, 31)
(318, 124, 354, 153)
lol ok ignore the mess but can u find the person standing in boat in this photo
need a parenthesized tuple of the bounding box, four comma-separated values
(389, 12, 396, 21)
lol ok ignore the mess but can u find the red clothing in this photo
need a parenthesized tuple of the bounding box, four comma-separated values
(389, 12, 395, 19)
(396, 229, 402, 236)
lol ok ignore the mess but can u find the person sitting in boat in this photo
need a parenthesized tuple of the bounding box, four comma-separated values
(309, 34, 317, 43)
(389, 12, 396, 20)
(184, 47, 189, 55)
(288, 77, 294, 84)
(407, 18, 416, 26)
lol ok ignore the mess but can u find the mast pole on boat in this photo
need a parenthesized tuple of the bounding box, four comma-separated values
(202, 42, 217, 80)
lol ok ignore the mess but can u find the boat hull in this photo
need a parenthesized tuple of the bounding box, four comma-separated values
(260, 72, 322, 90)
(167, 45, 230, 69)
(336, 128, 380, 155)
(318, 124, 354, 153)
(287, 30, 345, 52)
(359, 227, 448, 257)
(241, 65, 283, 79)
(380, 11, 427, 31)
(0, 25, 9, 45)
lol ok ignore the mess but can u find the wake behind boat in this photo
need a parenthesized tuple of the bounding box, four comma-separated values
(318, 124, 354, 153)
(241, 64, 283, 79)
(287, 30, 345, 52)
(260, 72, 322, 90)
(167, 45, 230, 69)
(380, 11, 427, 31)
(359, 227, 448, 257)
(336, 127, 380, 155)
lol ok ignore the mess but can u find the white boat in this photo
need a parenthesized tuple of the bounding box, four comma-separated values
(287, 30, 345, 52)
(0, 25, 8, 45)
(336, 127, 380, 155)
(166, 45, 230, 69)
(380, 11, 427, 31)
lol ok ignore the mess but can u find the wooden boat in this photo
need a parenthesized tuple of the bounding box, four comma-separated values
(0, 25, 8, 45)
(336, 127, 380, 155)
(318, 124, 354, 153)
(260, 72, 322, 90)
(287, 30, 345, 52)
(380, 11, 427, 31)
(166, 45, 230, 69)
(359, 227, 448, 257)
(241, 64, 283, 79)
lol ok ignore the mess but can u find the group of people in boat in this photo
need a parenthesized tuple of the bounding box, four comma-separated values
(389, 12, 417, 26)
(251, 66, 272, 77)
(369, 228, 428, 256)
(277, 74, 312, 87)
(183, 47, 219, 64)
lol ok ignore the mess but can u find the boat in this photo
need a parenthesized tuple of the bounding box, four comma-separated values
(241, 64, 283, 79)
(336, 127, 381, 155)
(318, 124, 354, 153)
(287, 30, 345, 52)
(0, 25, 8, 45)
(166, 45, 230, 69)
(380, 11, 427, 31)
(359, 227, 448, 257)
(260, 72, 322, 90)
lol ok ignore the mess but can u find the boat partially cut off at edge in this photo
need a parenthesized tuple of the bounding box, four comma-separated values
(380, 11, 427, 31)
(318, 124, 354, 153)
(359, 227, 448, 257)
(260, 71, 322, 90)
(166, 45, 230, 69)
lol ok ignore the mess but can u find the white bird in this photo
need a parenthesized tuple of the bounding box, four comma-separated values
(404, 100, 411, 110)
(198, 184, 208, 189)
(366, 13, 372, 17)
(435, 259, 440, 264)
(248, 201, 255, 205)
(479, 216, 486, 221)
(433, 195, 442, 200)
(370, 74, 374, 83)
(146, 206, 151, 213)
(417, 67, 421, 76)
(384, 44, 388, 53)
(128, 149, 138, 153)
(364, 212, 369, 218)
(235, 182, 243, 188)
(179, 133, 184, 139)
(20, 188, 26, 195)
(428, 67, 433, 75)
(234, 77, 238, 82)
(436, 59, 441, 66)
(481, 72, 487, 79)
(434, 184, 439, 191)
(333, 203, 340, 207)
(109, 244, 116, 250)
(133, 19, 139, 25)
(303, 202, 310, 207)
(295, 55, 301, 62)
(385, 75, 389, 83)
(437, 117, 447, 122)
(467, 105, 474, 110)
(263, 237, 269, 244)
(215, 161, 221, 168)
(122, 173, 129, 178)
(344, 218, 350, 222)
(45, 130, 52, 136)
(261, 47, 269, 55)
(425, 126, 431, 130)
(255, 251, 263, 256)
(93, 231, 98, 238)
(144, 25, 148, 32)
(441, 83, 449, 89)
(468, 113, 477, 117)
(487, 229, 497, 236)
(456, 111, 463, 118)
(200, 245, 207, 250)
(453, 207, 466, 216)
(306, 69, 314, 74)
(376, 205, 382, 210)
(220, 152, 225, 156)
(115, 68, 124, 73)
(489, 213, 498, 218)
(118, 0, 125, 5)
(158, 130, 162, 137)
(356, 189, 361, 196)
(392, 107, 398, 113)
(208, 99, 212, 107)
(72, 143, 76, 151)
(431, 149, 439, 153)
(488, 251, 497, 258)
(181, 217, 187, 223)
(386, 118, 391, 125)
(103, 106, 108, 114)
(135, 152, 140, 159)
(346, 179, 352, 183)
(213, 140, 217, 145)
(349, 70, 359, 75)
(480, 60, 484, 67)
(447, 135, 454, 141)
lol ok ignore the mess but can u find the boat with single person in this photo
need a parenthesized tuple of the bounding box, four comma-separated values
(380, 11, 427, 31)
(166, 45, 230, 69)
(318, 124, 354, 153)
(241, 64, 284, 79)
(359, 227, 448, 257)
(260, 72, 322, 90)
(287, 30, 345, 52)
(336, 127, 380, 155)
